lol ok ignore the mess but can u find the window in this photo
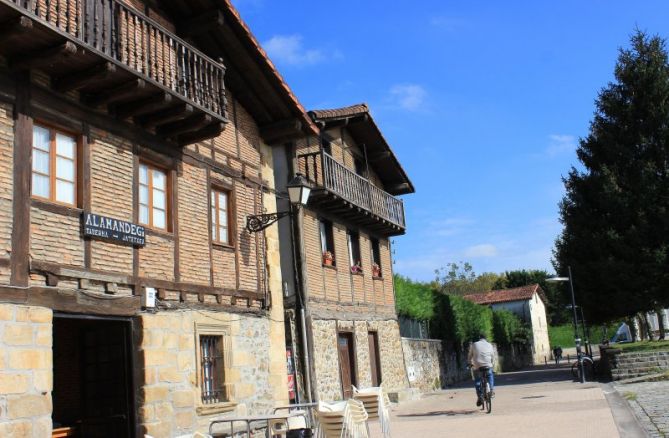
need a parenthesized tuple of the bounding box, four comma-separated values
(321, 135, 332, 155)
(347, 230, 361, 272)
(371, 238, 382, 277)
(200, 335, 226, 404)
(31, 124, 77, 206)
(139, 163, 169, 230)
(319, 219, 335, 265)
(354, 156, 366, 177)
(211, 188, 231, 244)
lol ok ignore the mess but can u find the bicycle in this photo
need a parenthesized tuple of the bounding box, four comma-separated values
(570, 355, 596, 381)
(477, 367, 493, 414)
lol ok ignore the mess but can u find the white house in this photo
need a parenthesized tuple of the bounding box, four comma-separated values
(464, 284, 551, 365)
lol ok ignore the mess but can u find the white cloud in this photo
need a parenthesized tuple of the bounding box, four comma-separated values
(388, 84, 427, 111)
(546, 134, 577, 157)
(262, 34, 325, 67)
(463, 244, 498, 258)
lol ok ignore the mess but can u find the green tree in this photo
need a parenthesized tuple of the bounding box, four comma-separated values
(554, 31, 669, 323)
(433, 262, 504, 296)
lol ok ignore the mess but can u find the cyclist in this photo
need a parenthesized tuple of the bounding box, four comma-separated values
(467, 332, 495, 407)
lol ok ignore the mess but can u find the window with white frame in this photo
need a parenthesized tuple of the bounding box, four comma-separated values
(31, 124, 77, 206)
(139, 163, 169, 230)
(211, 188, 231, 244)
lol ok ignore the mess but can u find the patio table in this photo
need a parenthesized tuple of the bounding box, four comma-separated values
(208, 412, 299, 438)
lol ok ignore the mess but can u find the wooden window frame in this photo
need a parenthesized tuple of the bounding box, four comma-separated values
(347, 229, 362, 273)
(319, 219, 335, 267)
(210, 186, 233, 247)
(370, 238, 382, 278)
(31, 122, 80, 207)
(138, 161, 171, 232)
(195, 323, 236, 415)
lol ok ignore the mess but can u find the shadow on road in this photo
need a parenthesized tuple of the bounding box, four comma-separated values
(397, 409, 478, 418)
(447, 364, 578, 390)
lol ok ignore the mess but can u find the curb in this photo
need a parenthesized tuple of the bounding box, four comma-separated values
(601, 382, 647, 438)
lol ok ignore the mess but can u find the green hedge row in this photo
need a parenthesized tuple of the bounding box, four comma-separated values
(395, 274, 528, 348)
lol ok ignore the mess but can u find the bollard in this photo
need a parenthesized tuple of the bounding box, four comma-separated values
(544, 356, 547, 365)
(567, 354, 570, 363)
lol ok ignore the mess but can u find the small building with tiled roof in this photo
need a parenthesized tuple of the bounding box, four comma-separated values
(465, 284, 550, 365)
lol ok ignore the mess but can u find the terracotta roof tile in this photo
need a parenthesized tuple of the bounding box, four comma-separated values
(463, 284, 546, 305)
(309, 103, 369, 120)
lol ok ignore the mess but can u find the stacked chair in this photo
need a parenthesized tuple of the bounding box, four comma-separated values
(352, 385, 391, 438)
(314, 399, 369, 438)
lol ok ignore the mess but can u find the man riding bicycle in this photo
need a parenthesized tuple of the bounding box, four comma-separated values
(467, 332, 495, 407)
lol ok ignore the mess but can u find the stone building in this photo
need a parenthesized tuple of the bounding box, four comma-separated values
(274, 104, 414, 402)
(464, 284, 551, 365)
(0, 0, 317, 436)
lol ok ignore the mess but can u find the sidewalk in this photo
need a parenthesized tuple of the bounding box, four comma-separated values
(369, 366, 621, 437)
(613, 380, 669, 438)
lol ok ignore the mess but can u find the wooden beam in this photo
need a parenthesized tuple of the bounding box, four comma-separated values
(369, 151, 392, 161)
(9, 41, 77, 70)
(135, 103, 194, 129)
(84, 78, 147, 107)
(157, 113, 211, 138)
(386, 182, 411, 193)
(0, 16, 33, 43)
(177, 10, 225, 37)
(52, 62, 116, 92)
(177, 122, 225, 145)
(10, 72, 32, 287)
(259, 118, 303, 144)
(114, 92, 172, 119)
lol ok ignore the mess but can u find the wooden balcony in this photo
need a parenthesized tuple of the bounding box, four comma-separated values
(299, 151, 406, 235)
(0, 0, 227, 144)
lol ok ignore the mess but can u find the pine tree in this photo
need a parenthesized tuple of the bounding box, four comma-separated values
(554, 31, 669, 323)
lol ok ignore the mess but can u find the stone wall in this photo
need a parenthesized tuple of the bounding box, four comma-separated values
(0, 304, 53, 437)
(401, 338, 442, 392)
(138, 309, 285, 437)
(605, 349, 669, 381)
(310, 318, 408, 401)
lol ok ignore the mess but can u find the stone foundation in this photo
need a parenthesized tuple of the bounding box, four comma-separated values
(0, 304, 53, 438)
(311, 318, 408, 401)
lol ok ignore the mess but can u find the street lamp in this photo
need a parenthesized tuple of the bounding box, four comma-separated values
(566, 304, 591, 357)
(245, 173, 311, 233)
(547, 266, 585, 383)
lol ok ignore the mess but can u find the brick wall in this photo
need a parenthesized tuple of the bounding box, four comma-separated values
(30, 207, 85, 267)
(302, 210, 395, 315)
(178, 162, 210, 284)
(0, 304, 53, 437)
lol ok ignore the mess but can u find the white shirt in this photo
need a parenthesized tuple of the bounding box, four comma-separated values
(468, 339, 495, 368)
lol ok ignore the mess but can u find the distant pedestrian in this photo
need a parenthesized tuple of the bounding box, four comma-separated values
(553, 346, 563, 364)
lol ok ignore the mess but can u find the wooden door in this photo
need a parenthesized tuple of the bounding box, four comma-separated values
(368, 331, 382, 387)
(338, 333, 356, 399)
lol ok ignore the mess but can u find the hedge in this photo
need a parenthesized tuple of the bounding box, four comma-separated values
(394, 274, 435, 321)
(394, 275, 528, 349)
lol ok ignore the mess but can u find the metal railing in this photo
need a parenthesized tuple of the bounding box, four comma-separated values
(7, 0, 226, 117)
(299, 151, 406, 228)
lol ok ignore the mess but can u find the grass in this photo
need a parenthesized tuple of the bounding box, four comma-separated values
(622, 391, 637, 401)
(548, 324, 575, 348)
(614, 340, 669, 353)
(548, 322, 622, 349)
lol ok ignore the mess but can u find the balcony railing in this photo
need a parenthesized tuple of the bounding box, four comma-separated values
(6, 0, 226, 118)
(299, 151, 406, 229)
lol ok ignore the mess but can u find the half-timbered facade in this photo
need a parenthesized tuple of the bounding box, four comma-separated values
(0, 0, 316, 436)
(276, 104, 414, 402)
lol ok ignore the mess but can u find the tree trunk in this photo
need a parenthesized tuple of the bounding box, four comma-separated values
(642, 312, 655, 341)
(655, 307, 666, 340)
(628, 317, 638, 342)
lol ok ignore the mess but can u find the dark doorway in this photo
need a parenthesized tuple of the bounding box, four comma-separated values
(368, 331, 382, 387)
(337, 332, 357, 399)
(53, 315, 135, 438)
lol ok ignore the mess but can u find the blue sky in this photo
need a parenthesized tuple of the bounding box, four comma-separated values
(232, 0, 669, 282)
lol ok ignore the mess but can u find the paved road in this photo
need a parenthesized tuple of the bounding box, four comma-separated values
(369, 365, 624, 438)
(614, 380, 669, 438)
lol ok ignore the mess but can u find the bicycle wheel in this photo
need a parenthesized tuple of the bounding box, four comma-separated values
(571, 362, 579, 379)
(582, 358, 595, 381)
(485, 382, 492, 414)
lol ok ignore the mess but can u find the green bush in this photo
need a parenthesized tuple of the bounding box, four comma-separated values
(433, 293, 492, 345)
(394, 275, 435, 321)
(492, 309, 529, 345)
